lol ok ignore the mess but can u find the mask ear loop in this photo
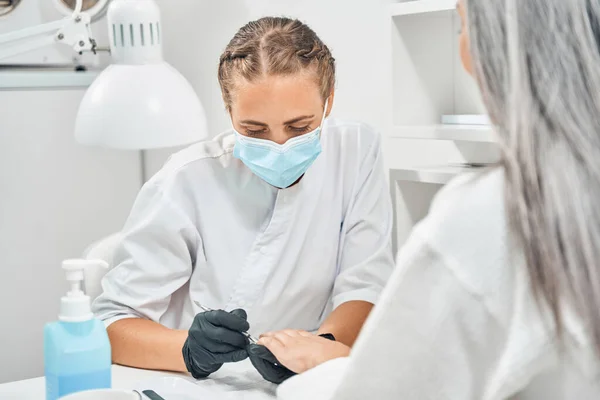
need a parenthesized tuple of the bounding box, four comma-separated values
(317, 99, 330, 138)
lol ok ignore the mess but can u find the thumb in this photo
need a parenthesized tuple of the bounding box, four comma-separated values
(247, 343, 279, 364)
(230, 308, 248, 320)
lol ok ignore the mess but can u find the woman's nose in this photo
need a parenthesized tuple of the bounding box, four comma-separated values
(268, 130, 290, 145)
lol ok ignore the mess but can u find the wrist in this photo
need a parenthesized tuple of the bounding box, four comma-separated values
(315, 339, 351, 368)
(327, 343, 351, 363)
(176, 330, 190, 372)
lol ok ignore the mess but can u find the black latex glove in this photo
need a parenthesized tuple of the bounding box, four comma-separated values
(182, 309, 250, 379)
(248, 333, 336, 384)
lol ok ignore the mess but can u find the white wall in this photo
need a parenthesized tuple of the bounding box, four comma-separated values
(0, 0, 393, 383)
(0, 1, 139, 383)
(0, 90, 141, 383)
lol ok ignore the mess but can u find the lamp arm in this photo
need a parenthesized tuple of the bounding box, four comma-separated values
(0, 6, 96, 61)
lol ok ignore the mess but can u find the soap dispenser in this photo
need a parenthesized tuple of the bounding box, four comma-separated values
(44, 259, 112, 400)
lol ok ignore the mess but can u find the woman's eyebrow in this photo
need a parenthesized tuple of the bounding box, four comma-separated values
(284, 115, 315, 125)
(239, 120, 269, 126)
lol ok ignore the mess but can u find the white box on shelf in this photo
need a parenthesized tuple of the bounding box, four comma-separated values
(391, 125, 496, 142)
(390, 166, 465, 185)
(441, 114, 490, 125)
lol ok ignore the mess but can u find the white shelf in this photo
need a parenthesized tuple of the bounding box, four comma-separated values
(391, 125, 496, 143)
(390, 166, 465, 184)
(0, 70, 99, 90)
(390, 0, 457, 17)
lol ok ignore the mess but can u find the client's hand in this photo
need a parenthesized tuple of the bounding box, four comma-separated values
(259, 330, 350, 374)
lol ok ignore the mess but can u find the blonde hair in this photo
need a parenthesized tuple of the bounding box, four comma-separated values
(218, 17, 336, 111)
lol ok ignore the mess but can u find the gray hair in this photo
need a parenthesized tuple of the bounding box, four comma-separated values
(466, 0, 600, 353)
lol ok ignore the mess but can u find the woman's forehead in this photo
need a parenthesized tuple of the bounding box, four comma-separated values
(231, 74, 323, 120)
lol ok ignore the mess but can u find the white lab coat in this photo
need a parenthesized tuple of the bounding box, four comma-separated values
(92, 118, 394, 336)
(278, 169, 600, 400)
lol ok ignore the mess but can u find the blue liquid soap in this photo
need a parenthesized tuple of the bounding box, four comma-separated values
(44, 259, 112, 400)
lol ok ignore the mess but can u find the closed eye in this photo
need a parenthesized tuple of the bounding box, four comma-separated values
(288, 125, 312, 134)
(245, 128, 267, 136)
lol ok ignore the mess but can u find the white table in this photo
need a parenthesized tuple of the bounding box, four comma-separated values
(0, 361, 277, 399)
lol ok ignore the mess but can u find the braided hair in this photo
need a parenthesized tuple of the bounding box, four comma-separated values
(218, 17, 336, 110)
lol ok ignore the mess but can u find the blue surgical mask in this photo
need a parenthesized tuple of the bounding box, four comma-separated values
(233, 102, 328, 189)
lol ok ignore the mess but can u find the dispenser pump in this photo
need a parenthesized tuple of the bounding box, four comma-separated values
(59, 259, 108, 322)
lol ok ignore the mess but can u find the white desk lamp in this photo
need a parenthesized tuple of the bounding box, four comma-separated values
(0, 0, 208, 150)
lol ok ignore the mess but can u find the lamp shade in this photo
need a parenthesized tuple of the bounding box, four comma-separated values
(74, 0, 208, 150)
(75, 62, 208, 149)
